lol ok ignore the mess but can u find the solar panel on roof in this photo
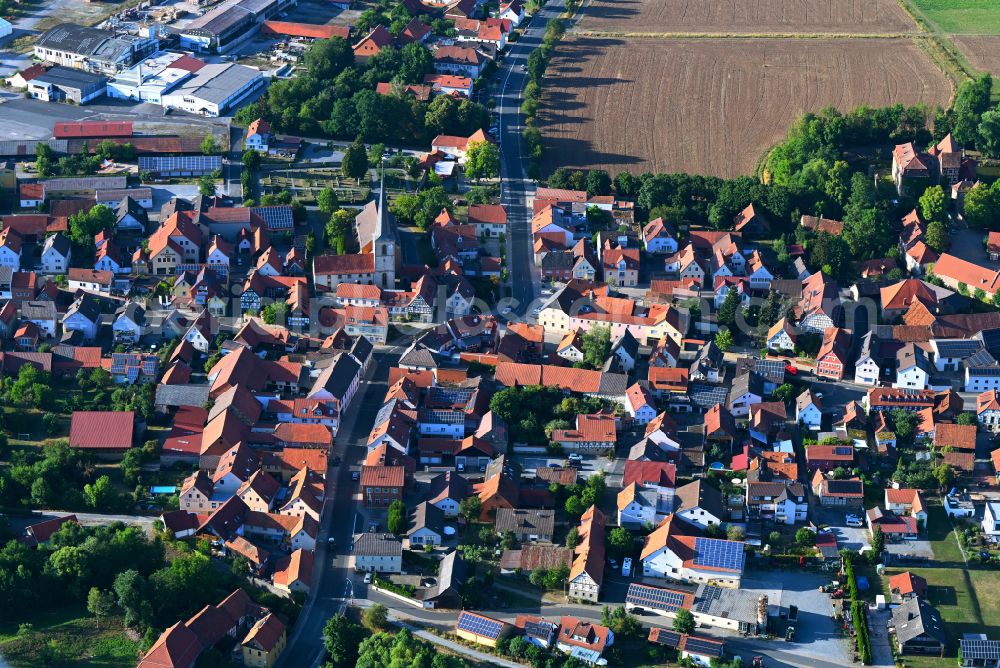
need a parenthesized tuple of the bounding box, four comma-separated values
(652, 629, 682, 648)
(683, 636, 723, 657)
(626, 584, 687, 612)
(693, 585, 721, 612)
(251, 206, 294, 231)
(935, 340, 982, 357)
(457, 613, 503, 638)
(693, 537, 744, 571)
(523, 620, 553, 638)
(961, 639, 1000, 660)
(138, 155, 222, 172)
(690, 383, 728, 408)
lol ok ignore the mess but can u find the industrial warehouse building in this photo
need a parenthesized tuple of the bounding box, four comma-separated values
(179, 0, 294, 53)
(160, 62, 265, 117)
(26, 66, 107, 105)
(106, 51, 208, 103)
(33, 24, 158, 74)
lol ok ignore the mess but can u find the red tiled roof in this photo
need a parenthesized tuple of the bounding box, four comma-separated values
(273, 548, 313, 589)
(622, 461, 676, 488)
(274, 422, 332, 446)
(70, 411, 134, 450)
(934, 253, 1000, 293)
(314, 253, 375, 275)
(375, 81, 432, 101)
(934, 422, 977, 450)
(889, 571, 927, 597)
(263, 20, 350, 39)
(552, 413, 616, 443)
(469, 203, 507, 226)
(360, 465, 404, 488)
(53, 121, 132, 139)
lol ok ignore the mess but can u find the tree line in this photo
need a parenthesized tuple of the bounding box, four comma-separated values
(236, 34, 489, 146)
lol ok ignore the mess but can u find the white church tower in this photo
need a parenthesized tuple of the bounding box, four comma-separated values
(356, 167, 397, 288)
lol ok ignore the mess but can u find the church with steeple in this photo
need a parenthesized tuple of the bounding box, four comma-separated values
(354, 169, 398, 288)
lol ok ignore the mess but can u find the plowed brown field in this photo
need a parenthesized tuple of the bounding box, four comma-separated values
(538, 38, 952, 178)
(953, 36, 1000, 76)
(575, 0, 917, 34)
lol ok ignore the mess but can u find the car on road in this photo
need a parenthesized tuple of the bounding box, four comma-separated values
(784, 362, 798, 375)
(328, 537, 336, 545)
(845, 514, 864, 527)
(567, 452, 583, 462)
(351, 471, 360, 481)
(608, 558, 619, 570)
(622, 558, 632, 577)
(520, 64, 527, 72)
(364, 573, 373, 584)
(501, 306, 513, 315)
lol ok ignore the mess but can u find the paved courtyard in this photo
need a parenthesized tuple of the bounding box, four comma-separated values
(741, 571, 851, 664)
(814, 508, 871, 552)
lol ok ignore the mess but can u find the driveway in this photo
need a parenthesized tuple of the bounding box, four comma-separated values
(814, 507, 870, 552)
(741, 571, 851, 664)
(867, 607, 895, 667)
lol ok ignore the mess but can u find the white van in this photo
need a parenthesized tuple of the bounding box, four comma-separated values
(622, 557, 633, 577)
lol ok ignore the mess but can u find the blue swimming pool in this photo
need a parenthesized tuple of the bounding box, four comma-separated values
(150, 486, 177, 495)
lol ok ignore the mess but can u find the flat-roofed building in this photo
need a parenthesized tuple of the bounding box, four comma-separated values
(161, 62, 265, 117)
(107, 51, 206, 103)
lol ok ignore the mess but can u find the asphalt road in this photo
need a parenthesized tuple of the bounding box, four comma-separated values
(276, 345, 405, 668)
(498, 4, 562, 315)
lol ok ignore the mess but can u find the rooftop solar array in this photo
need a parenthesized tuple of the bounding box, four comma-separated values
(650, 629, 682, 648)
(523, 620, 555, 639)
(625, 584, 688, 612)
(693, 537, 744, 572)
(692, 585, 721, 613)
(934, 339, 983, 358)
(428, 386, 474, 405)
(419, 409, 465, 424)
(110, 352, 159, 377)
(684, 636, 724, 657)
(457, 612, 504, 638)
(967, 349, 1000, 372)
(690, 383, 729, 409)
(138, 155, 222, 173)
(960, 638, 1000, 660)
(251, 205, 294, 231)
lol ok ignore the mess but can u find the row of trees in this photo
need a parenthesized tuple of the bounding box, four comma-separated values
(522, 19, 565, 178)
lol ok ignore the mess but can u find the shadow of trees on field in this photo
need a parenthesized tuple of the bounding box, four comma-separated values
(535, 36, 644, 171)
(579, 0, 640, 22)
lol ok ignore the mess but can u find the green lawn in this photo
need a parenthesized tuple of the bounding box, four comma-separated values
(909, 0, 1000, 34)
(927, 505, 966, 565)
(0, 605, 140, 667)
